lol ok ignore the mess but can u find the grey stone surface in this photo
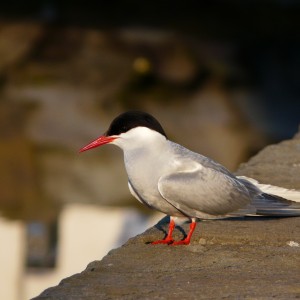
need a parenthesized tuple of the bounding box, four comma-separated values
(236, 130, 300, 189)
(34, 130, 300, 300)
(34, 216, 300, 299)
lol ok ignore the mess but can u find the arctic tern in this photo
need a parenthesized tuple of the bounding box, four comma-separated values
(80, 111, 300, 245)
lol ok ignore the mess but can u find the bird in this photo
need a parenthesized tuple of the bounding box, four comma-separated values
(80, 111, 300, 245)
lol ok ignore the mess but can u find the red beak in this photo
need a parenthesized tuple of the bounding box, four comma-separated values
(79, 136, 117, 153)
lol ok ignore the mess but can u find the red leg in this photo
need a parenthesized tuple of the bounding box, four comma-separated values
(171, 221, 196, 246)
(151, 218, 175, 245)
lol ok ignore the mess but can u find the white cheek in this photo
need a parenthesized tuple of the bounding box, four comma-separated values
(111, 137, 125, 148)
(110, 127, 166, 150)
(111, 135, 137, 149)
(122, 127, 154, 139)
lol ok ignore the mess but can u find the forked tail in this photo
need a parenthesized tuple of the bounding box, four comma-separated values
(237, 176, 300, 216)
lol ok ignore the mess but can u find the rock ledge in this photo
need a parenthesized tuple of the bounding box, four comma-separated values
(34, 132, 300, 299)
(34, 216, 300, 299)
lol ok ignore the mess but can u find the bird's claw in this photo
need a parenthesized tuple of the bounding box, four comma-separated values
(151, 238, 174, 245)
(151, 238, 191, 245)
(169, 239, 191, 246)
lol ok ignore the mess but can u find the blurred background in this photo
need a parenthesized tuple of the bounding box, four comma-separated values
(0, 1, 299, 299)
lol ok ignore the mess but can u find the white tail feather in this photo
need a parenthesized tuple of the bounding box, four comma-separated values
(237, 176, 300, 203)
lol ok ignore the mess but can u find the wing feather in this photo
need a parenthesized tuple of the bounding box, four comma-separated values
(158, 163, 251, 218)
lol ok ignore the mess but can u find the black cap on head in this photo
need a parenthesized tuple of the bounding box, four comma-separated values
(105, 111, 167, 138)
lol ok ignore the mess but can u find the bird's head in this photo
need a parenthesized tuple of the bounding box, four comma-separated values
(79, 111, 167, 153)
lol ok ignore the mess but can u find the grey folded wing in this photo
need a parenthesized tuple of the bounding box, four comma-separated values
(158, 163, 252, 218)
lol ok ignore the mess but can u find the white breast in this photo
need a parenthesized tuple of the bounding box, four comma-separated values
(119, 130, 183, 216)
